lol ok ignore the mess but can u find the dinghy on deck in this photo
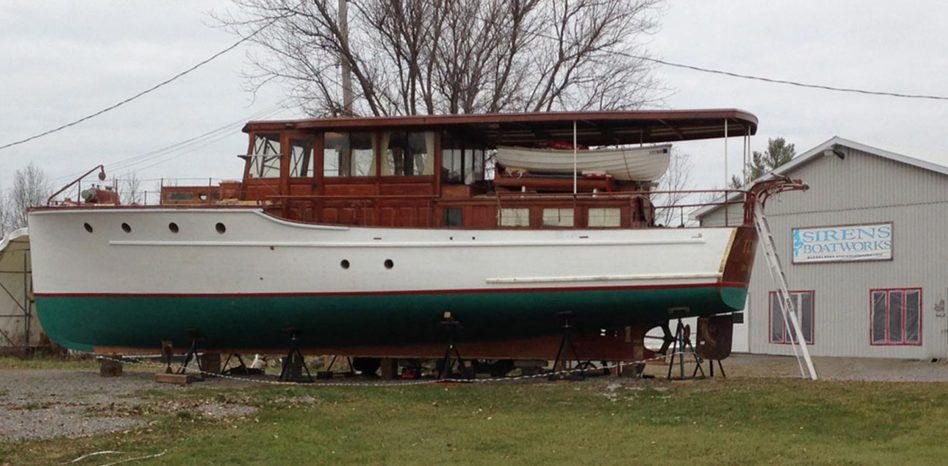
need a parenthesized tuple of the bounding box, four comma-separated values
(496, 144, 672, 181)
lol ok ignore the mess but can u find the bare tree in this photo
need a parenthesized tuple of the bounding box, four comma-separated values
(652, 149, 693, 226)
(117, 172, 145, 206)
(220, 0, 663, 116)
(6, 163, 51, 231)
(0, 189, 8, 237)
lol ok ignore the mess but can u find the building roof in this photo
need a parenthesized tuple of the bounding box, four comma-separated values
(693, 136, 948, 219)
(242, 109, 758, 146)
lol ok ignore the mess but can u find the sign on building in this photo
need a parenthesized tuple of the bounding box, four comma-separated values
(792, 223, 893, 264)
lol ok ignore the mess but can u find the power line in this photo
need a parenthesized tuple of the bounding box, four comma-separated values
(474, 13, 948, 102)
(627, 54, 948, 101)
(0, 16, 283, 152)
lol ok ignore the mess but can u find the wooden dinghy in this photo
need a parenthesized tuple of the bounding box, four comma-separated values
(496, 144, 672, 181)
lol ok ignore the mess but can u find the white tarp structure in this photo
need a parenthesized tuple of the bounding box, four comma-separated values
(0, 228, 41, 350)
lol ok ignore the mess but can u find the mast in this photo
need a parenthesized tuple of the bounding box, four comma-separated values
(339, 0, 354, 115)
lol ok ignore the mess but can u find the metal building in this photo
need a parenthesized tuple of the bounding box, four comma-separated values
(696, 137, 948, 359)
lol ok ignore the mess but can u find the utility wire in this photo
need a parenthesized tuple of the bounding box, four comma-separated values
(628, 55, 948, 101)
(474, 13, 948, 102)
(0, 16, 284, 152)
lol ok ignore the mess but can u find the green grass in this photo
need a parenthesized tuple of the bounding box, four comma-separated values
(3, 377, 948, 465)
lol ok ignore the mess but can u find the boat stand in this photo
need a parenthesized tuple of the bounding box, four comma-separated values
(705, 358, 726, 378)
(221, 353, 246, 372)
(666, 319, 705, 380)
(279, 328, 313, 383)
(438, 312, 470, 380)
(319, 355, 356, 379)
(177, 332, 205, 379)
(549, 311, 584, 381)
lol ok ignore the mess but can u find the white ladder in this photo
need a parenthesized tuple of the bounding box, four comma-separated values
(753, 204, 818, 380)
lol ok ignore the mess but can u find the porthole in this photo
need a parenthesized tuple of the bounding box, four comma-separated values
(341, 259, 350, 269)
(121, 223, 131, 233)
(83, 223, 93, 233)
(215, 222, 226, 234)
(384, 259, 394, 269)
(168, 222, 179, 233)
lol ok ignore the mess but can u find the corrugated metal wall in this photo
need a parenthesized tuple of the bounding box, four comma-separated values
(701, 146, 948, 359)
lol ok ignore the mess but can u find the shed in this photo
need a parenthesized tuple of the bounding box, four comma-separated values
(695, 137, 948, 359)
(0, 229, 41, 352)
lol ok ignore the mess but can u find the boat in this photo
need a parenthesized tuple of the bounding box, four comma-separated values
(27, 109, 802, 368)
(496, 144, 672, 180)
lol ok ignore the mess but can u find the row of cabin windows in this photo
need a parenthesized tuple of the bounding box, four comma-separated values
(249, 132, 488, 184)
(768, 288, 922, 346)
(445, 207, 622, 228)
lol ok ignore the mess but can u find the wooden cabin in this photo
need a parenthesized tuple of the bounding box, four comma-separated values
(161, 110, 758, 229)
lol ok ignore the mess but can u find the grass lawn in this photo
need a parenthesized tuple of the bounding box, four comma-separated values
(3, 375, 948, 465)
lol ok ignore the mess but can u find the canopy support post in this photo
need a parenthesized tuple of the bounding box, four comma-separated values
(572, 120, 578, 195)
(724, 119, 729, 188)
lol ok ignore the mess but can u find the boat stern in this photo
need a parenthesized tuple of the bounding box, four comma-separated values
(719, 224, 758, 311)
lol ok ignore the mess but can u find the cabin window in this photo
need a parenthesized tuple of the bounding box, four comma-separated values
(542, 208, 574, 227)
(289, 139, 314, 178)
(499, 208, 530, 227)
(587, 208, 621, 227)
(442, 133, 487, 184)
(443, 208, 463, 228)
(871, 288, 921, 345)
(324, 132, 376, 177)
(769, 291, 815, 345)
(248, 133, 282, 178)
(382, 131, 434, 176)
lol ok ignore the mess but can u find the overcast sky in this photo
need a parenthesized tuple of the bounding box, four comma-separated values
(1, 0, 946, 195)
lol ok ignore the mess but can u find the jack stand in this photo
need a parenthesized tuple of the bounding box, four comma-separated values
(177, 331, 204, 379)
(222, 353, 247, 373)
(161, 341, 174, 374)
(279, 328, 313, 383)
(666, 319, 705, 380)
(549, 311, 583, 381)
(707, 359, 726, 378)
(438, 312, 469, 380)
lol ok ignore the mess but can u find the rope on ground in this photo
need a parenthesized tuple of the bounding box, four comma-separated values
(65, 450, 121, 464)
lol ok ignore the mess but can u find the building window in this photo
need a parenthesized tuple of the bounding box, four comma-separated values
(542, 208, 574, 227)
(324, 132, 376, 177)
(248, 133, 281, 178)
(443, 208, 463, 228)
(499, 208, 530, 227)
(587, 207, 621, 227)
(769, 290, 815, 345)
(871, 288, 921, 345)
(382, 131, 434, 176)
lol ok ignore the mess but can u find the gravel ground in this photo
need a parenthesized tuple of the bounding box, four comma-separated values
(3, 353, 948, 442)
(0, 368, 256, 442)
(683, 353, 948, 382)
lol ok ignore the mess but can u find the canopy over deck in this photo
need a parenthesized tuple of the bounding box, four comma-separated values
(243, 109, 757, 146)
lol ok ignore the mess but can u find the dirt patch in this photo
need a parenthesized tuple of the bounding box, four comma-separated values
(0, 369, 256, 441)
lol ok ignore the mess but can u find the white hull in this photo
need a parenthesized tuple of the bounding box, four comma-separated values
(29, 208, 735, 296)
(496, 144, 672, 181)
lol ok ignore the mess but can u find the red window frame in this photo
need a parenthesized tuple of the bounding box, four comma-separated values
(768, 290, 815, 345)
(869, 288, 922, 346)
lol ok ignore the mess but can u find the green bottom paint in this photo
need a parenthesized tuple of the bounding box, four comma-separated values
(36, 286, 746, 352)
